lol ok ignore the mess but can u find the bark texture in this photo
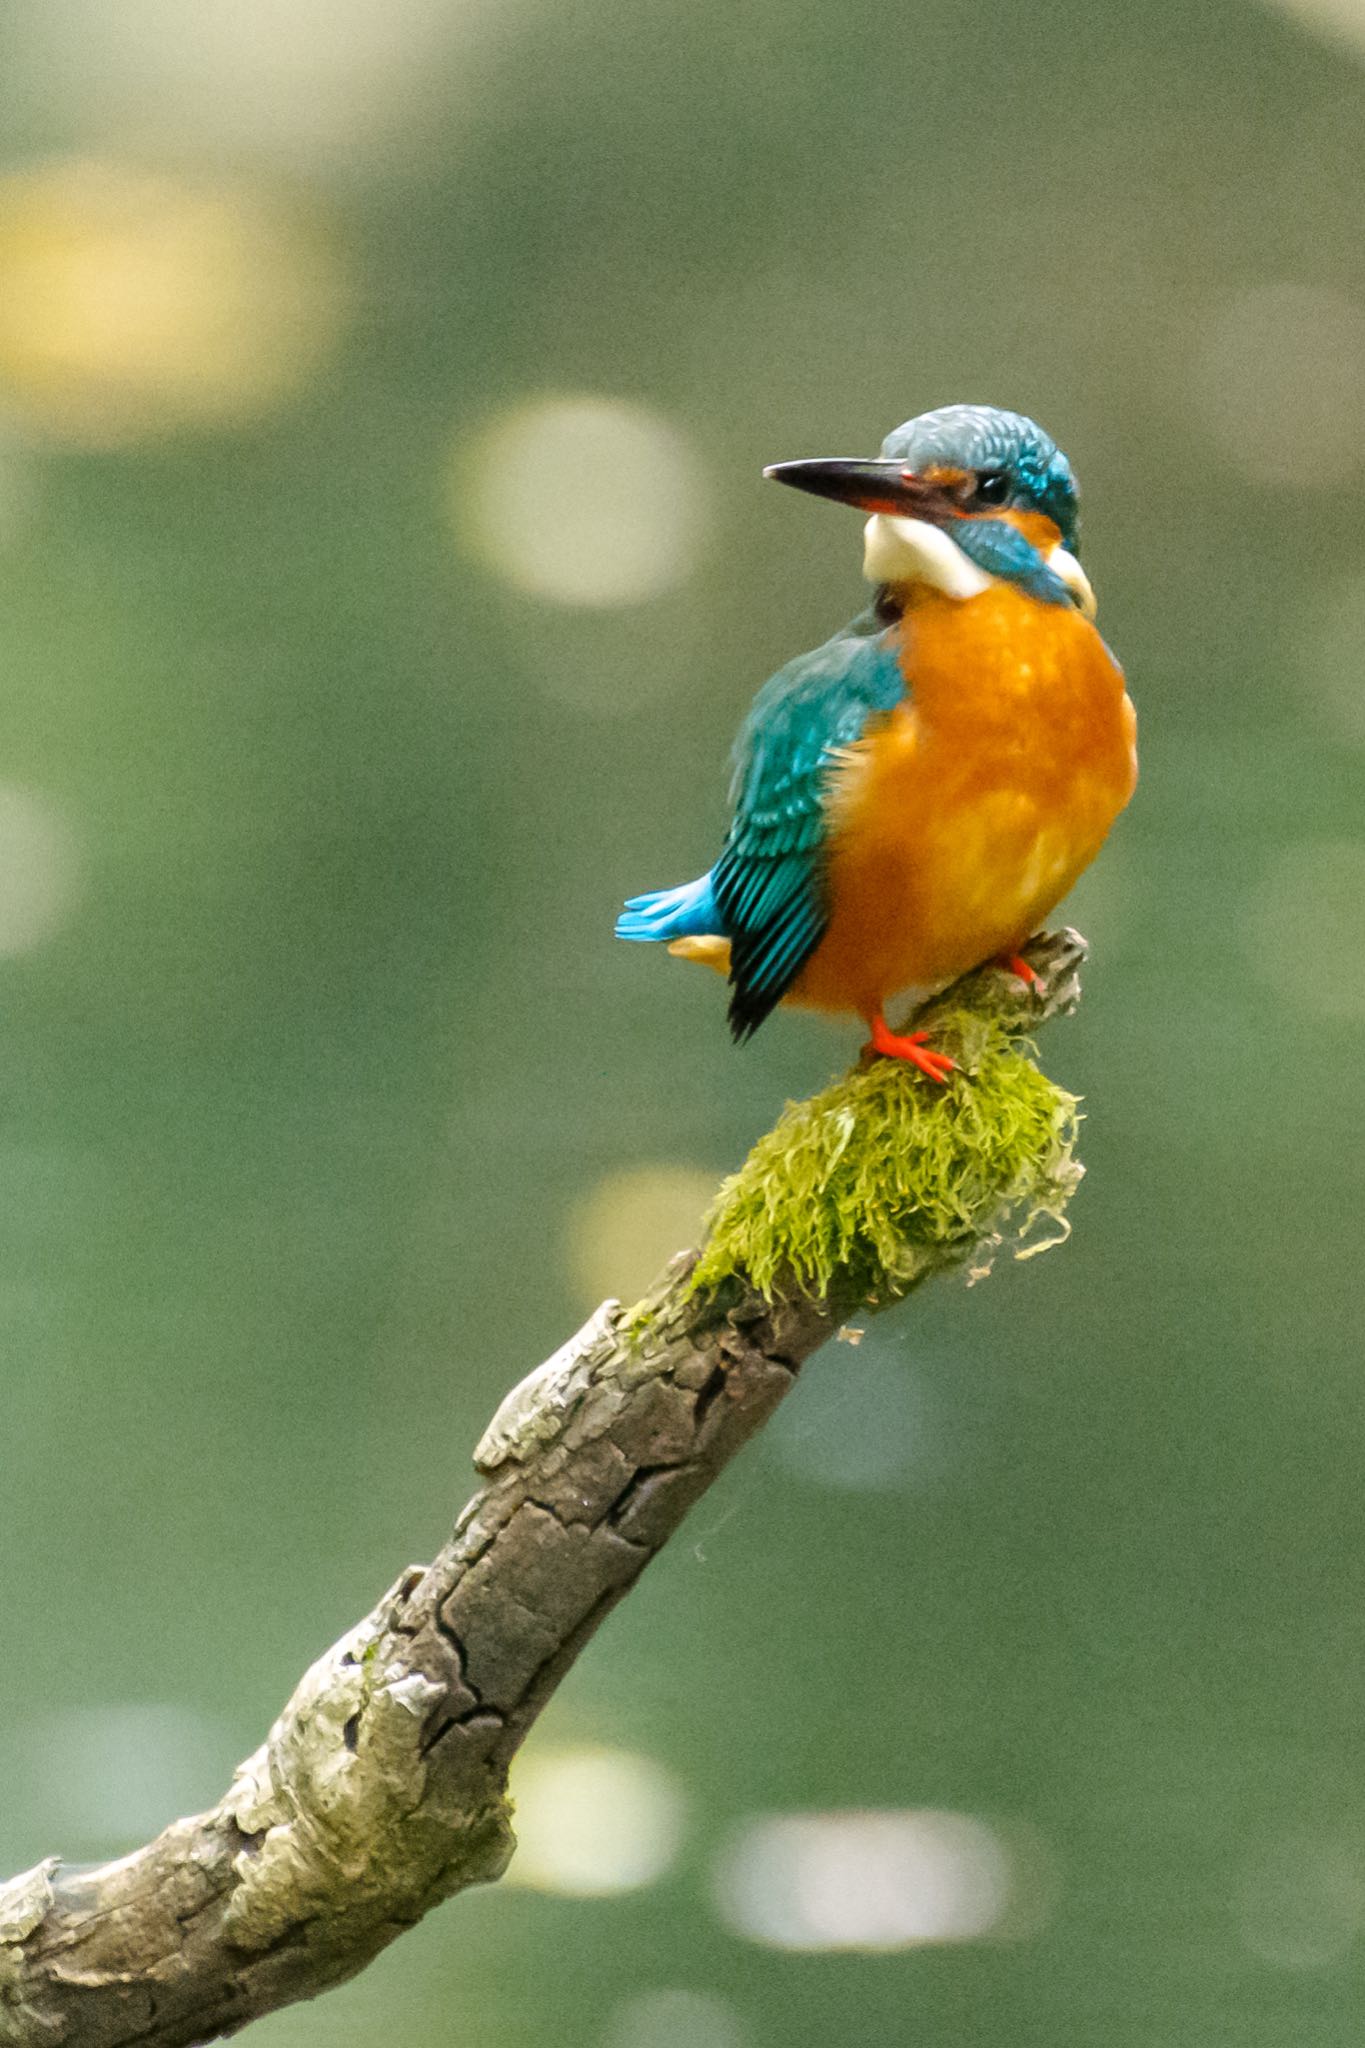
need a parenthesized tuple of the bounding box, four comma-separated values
(0, 934, 1085, 2048)
(0, 1275, 830, 2048)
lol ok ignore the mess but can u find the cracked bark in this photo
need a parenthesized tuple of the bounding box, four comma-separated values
(0, 1268, 830, 2048)
(0, 937, 1084, 2048)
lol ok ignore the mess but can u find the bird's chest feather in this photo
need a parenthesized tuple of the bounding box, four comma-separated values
(816, 585, 1136, 994)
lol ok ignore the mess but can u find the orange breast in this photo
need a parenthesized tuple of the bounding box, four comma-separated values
(790, 582, 1137, 1018)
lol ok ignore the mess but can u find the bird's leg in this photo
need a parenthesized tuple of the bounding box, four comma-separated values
(863, 1012, 956, 1084)
(995, 950, 1039, 985)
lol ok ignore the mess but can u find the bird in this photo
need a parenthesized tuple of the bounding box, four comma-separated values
(616, 403, 1137, 1083)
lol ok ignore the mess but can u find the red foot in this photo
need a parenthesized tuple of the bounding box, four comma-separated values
(996, 951, 1039, 986)
(864, 1014, 956, 1084)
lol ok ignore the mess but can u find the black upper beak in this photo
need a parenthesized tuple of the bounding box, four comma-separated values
(763, 457, 952, 520)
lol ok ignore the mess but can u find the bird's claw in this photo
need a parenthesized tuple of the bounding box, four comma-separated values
(864, 1020, 956, 1084)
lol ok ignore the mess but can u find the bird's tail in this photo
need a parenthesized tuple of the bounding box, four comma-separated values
(615, 873, 721, 943)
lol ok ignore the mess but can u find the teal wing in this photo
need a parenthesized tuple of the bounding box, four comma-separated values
(713, 614, 906, 1039)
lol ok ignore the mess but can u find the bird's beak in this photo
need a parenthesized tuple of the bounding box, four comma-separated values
(764, 458, 946, 518)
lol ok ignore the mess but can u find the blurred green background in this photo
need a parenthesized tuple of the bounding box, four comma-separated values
(0, 0, 1363, 2041)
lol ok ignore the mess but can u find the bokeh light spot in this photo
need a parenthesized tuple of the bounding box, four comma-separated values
(1238, 1828, 1365, 1970)
(1190, 283, 1365, 490)
(602, 1989, 746, 2048)
(763, 1341, 946, 1493)
(713, 1809, 1013, 1951)
(1262, 0, 1365, 59)
(0, 786, 81, 955)
(507, 1744, 684, 1897)
(566, 1164, 716, 1306)
(1244, 840, 1365, 1021)
(14, 1, 480, 172)
(0, 160, 347, 445)
(454, 395, 709, 607)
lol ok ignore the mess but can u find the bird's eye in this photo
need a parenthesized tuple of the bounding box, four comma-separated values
(972, 471, 1010, 505)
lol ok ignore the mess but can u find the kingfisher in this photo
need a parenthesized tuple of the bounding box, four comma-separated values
(616, 404, 1137, 1082)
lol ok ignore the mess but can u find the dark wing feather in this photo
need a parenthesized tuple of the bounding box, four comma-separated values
(713, 614, 906, 1039)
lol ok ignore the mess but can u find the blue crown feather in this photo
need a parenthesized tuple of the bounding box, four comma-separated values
(879, 403, 1080, 555)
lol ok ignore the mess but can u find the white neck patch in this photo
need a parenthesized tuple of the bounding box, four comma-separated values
(862, 514, 995, 600)
(863, 514, 1099, 620)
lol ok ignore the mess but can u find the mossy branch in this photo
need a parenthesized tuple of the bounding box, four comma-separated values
(0, 930, 1088, 2048)
(693, 927, 1085, 1310)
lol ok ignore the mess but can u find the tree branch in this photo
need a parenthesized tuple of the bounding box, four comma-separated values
(0, 932, 1086, 2048)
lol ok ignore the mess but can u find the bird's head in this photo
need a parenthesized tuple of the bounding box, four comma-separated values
(764, 403, 1095, 618)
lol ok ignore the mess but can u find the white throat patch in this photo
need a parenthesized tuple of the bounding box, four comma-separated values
(861, 514, 995, 600)
(862, 514, 1099, 619)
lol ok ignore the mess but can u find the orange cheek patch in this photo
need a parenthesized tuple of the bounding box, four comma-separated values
(992, 508, 1062, 549)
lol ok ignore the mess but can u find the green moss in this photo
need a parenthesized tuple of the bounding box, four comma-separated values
(623, 1300, 658, 1347)
(691, 1000, 1082, 1309)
